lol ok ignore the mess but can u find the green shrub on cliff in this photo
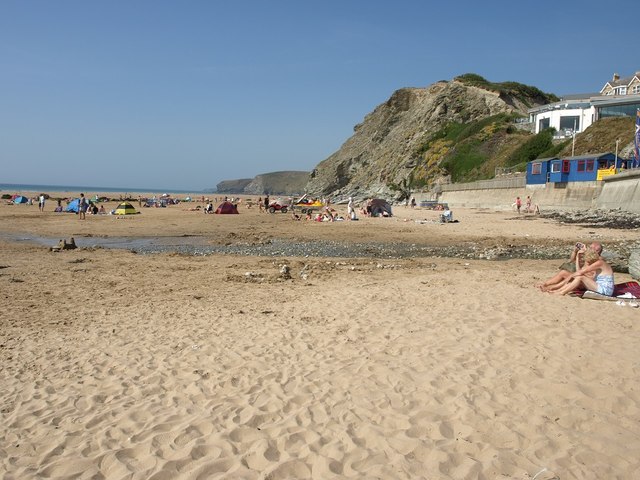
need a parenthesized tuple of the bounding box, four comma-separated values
(418, 113, 521, 182)
(416, 113, 515, 156)
(455, 73, 559, 106)
(441, 144, 488, 182)
(504, 128, 555, 167)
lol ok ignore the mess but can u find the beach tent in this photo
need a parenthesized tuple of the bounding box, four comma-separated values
(114, 202, 138, 215)
(215, 201, 238, 214)
(13, 195, 29, 204)
(65, 198, 80, 212)
(368, 198, 392, 217)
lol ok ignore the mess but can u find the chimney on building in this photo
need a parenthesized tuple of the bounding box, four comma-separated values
(612, 73, 620, 81)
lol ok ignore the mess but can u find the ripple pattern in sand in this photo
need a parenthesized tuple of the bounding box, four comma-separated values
(2, 252, 639, 479)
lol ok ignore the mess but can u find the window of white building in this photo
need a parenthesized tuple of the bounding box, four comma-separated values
(559, 116, 580, 131)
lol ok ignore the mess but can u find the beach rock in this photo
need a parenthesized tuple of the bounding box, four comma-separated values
(279, 264, 291, 280)
(541, 209, 640, 229)
(50, 237, 77, 252)
(629, 249, 640, 280)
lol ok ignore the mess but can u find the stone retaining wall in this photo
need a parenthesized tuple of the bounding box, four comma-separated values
(419, 183, 599, 211)
(597, 169, 640, 213)
(419, 171, 640, 213)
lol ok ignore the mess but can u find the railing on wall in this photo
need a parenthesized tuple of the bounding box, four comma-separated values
(439, 176, 526, 191)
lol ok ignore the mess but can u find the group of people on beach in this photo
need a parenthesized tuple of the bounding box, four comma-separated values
(537, 241, 615, 296)
(515, 195, 540, 214)
(76, 193, 107, 218)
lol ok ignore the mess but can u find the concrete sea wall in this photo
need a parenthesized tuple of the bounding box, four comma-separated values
(597, 170, 640, 213)
(418, 170, 640, 213)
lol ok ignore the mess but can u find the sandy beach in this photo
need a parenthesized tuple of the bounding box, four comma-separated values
(1, 195, 639, 479)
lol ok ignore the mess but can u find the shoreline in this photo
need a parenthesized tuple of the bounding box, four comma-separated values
(0, 183, 208, 196)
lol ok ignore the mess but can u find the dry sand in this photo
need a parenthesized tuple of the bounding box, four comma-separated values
(1, 195, 639, 479)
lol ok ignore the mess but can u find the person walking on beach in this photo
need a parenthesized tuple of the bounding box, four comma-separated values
(38, 194, 45, 212)
(515, 196, 522, 214)
(78, 193, 88, 220)
(347, 197, 355, 220)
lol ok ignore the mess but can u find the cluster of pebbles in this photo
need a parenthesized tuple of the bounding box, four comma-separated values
(540, 208, 640, 229)
(131, 237, 638, 273)
(29, 207, 637, 271)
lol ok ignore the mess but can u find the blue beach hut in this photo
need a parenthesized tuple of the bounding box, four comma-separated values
(526, 157, 557, 185)
(527, 153, 623, 185)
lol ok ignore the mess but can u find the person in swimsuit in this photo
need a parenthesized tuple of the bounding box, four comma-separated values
(594, 272, 615, 296)
(538, 241, 602, 292)
(553, 248, 615, 296)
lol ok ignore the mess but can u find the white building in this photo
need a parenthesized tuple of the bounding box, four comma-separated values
(528, 95, 595, 137)
(528, 71, 640, 138)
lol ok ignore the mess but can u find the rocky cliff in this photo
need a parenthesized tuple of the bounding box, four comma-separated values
(216, 171, 309, 195)
(305, 76, 554, 200)
(215, 178, 253, 194)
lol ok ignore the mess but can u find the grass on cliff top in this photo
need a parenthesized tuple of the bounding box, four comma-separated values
(455, 73, 560, 105)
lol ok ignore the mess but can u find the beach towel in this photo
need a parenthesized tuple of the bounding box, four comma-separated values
(575, 281, 640, 301)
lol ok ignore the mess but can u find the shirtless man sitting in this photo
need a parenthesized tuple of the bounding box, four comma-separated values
(553, 248, 614, 296)
(538, 241, 602, 292)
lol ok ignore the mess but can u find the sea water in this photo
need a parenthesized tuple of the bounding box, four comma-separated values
(0, 183, 205, 195)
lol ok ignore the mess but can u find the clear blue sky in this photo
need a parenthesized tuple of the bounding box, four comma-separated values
(0, 0, 633, 191)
